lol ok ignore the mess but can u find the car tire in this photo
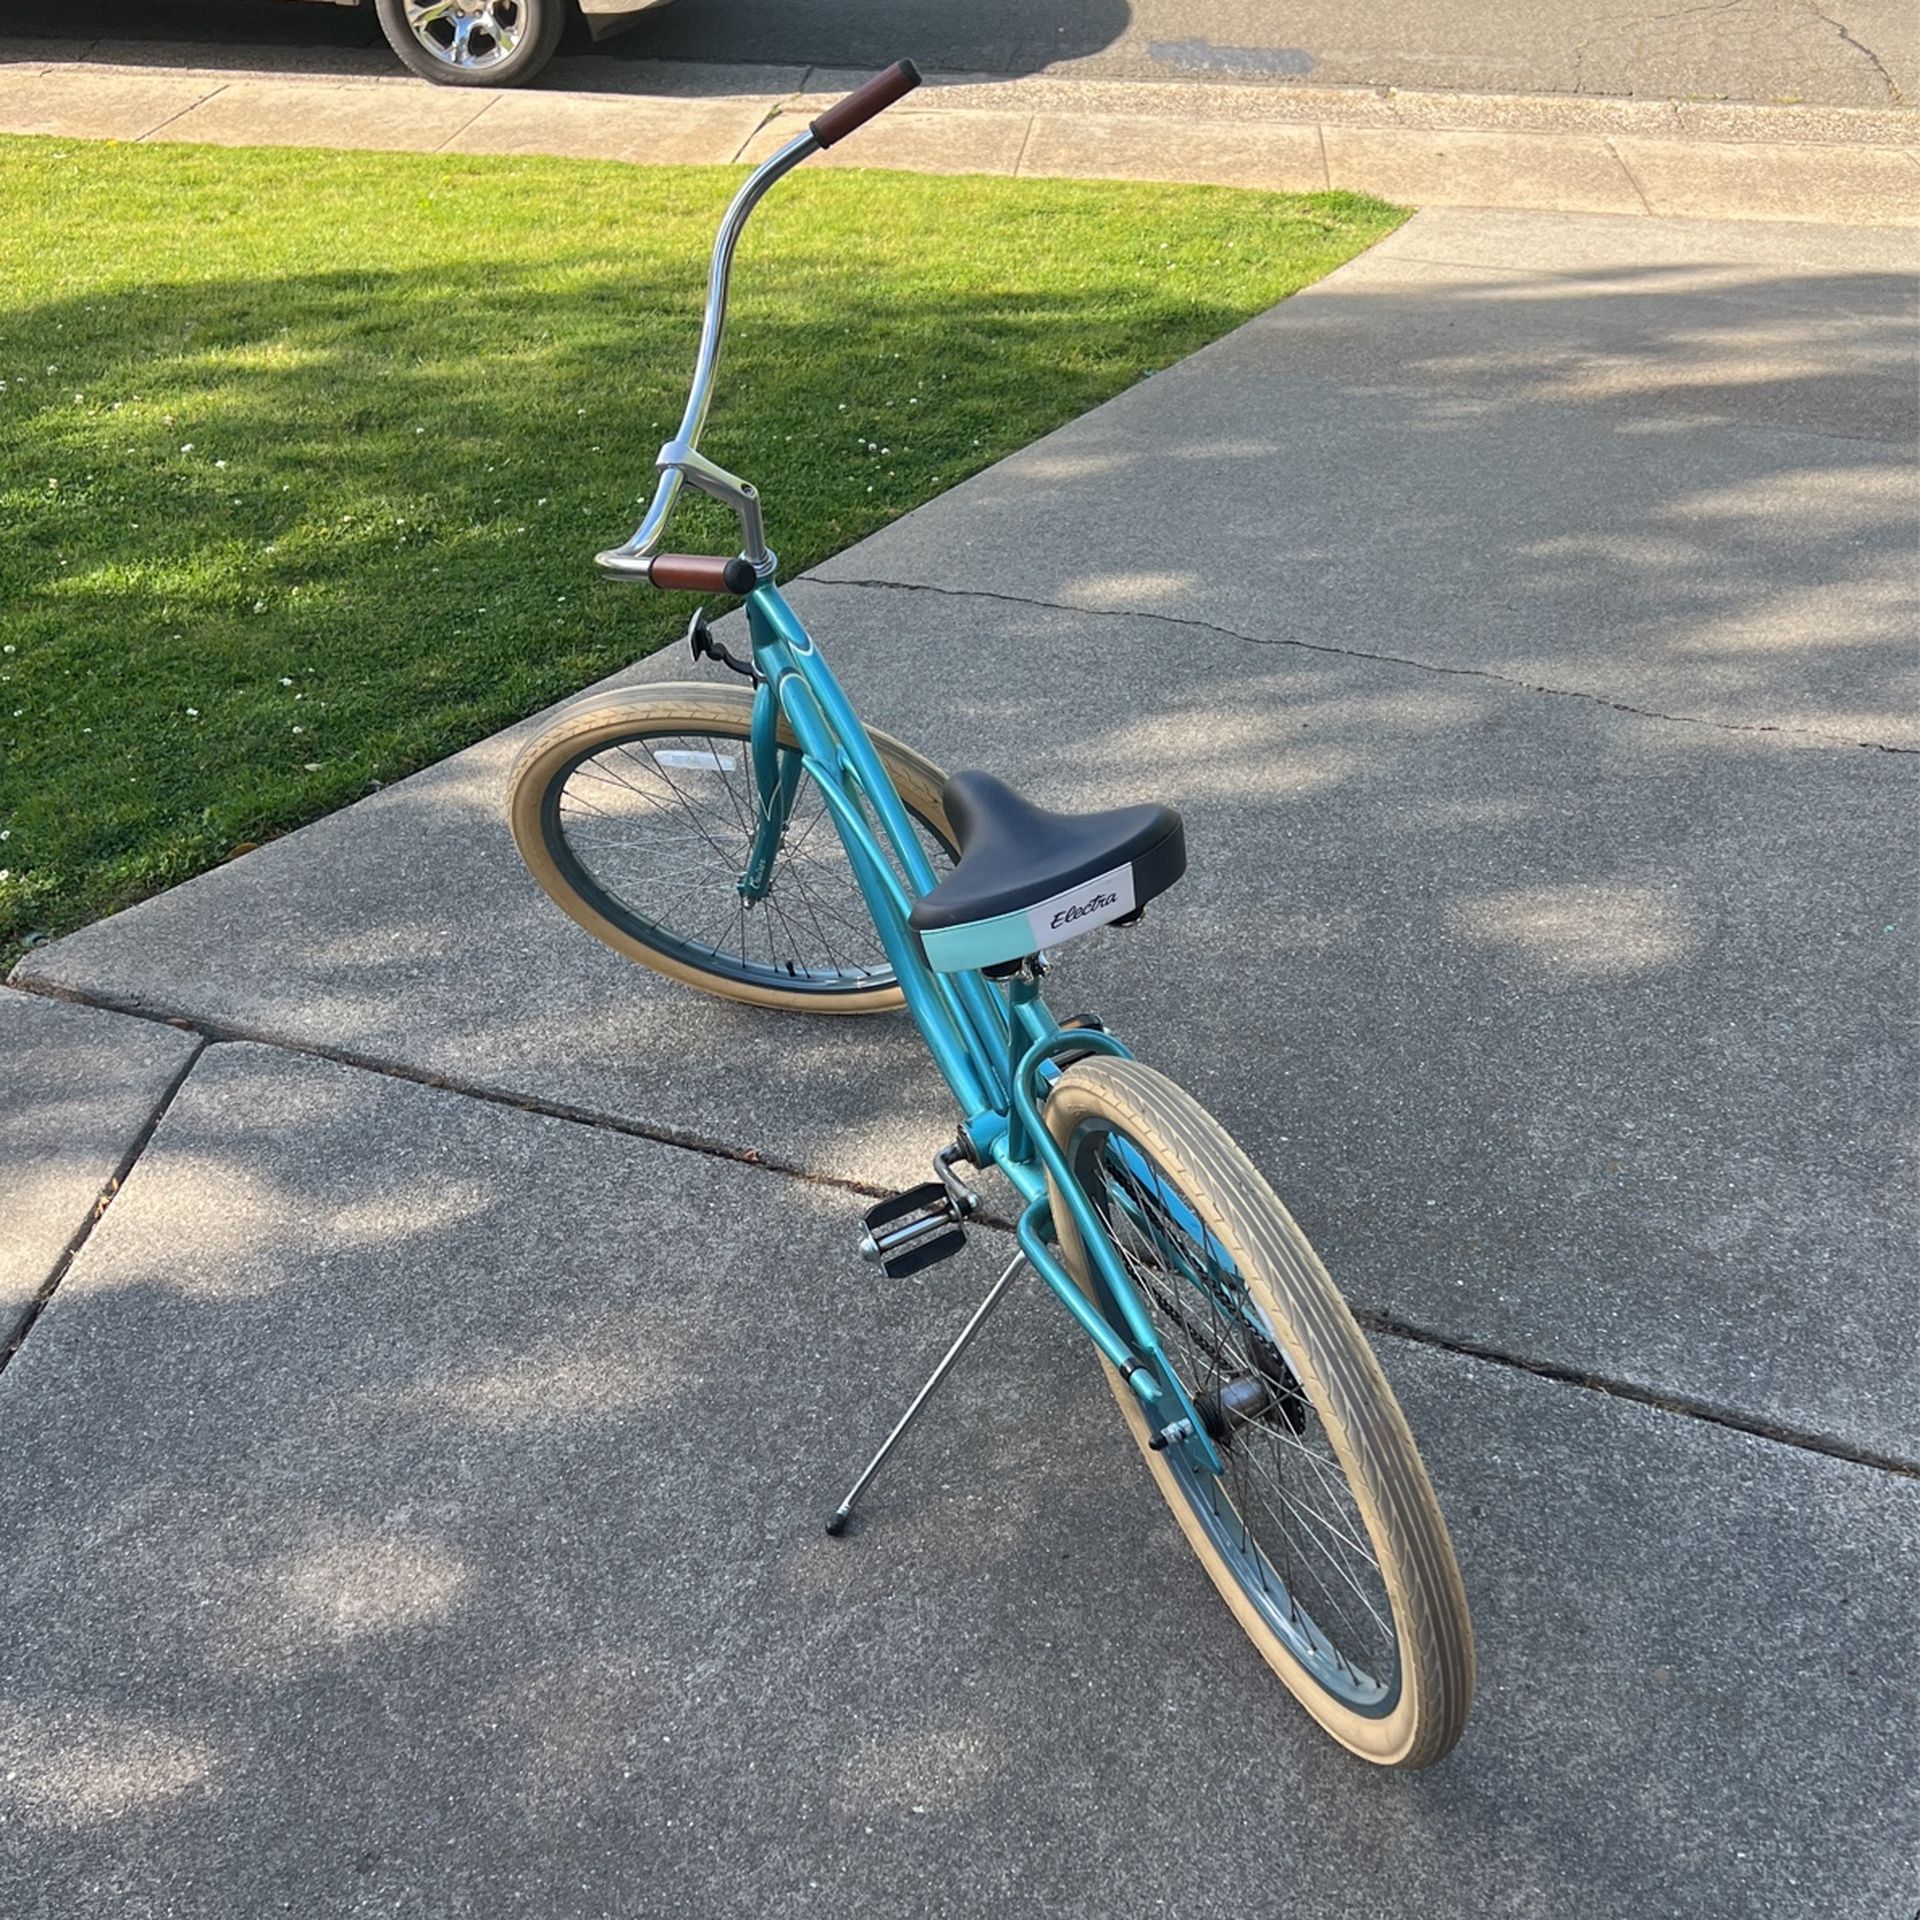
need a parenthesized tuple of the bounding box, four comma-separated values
(372, 0, 570, 87)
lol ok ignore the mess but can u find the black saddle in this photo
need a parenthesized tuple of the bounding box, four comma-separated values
(909, 772, 1185, 973)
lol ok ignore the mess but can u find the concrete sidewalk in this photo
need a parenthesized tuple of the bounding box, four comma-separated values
(3, 207, 1918, 1912)
(3, 1044, 1915, 1917)
(1, 43, 1917, 224)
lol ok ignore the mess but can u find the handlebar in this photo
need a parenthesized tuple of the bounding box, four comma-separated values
(594, 62, 925, 592)
(810, 59, 922, 148)
(647, 554, 761, 595)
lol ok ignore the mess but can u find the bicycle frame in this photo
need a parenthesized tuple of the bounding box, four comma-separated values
(590, 91, 1226, 1474)
(741, 582, 1227, 1470)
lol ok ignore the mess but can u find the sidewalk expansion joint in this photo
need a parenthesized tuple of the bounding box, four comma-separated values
(808, 575, 1917, 754)
(3, 976, 911, 1206)
(1359, 1306, 1920, 1480)
(8, 978, 1912, 1480)
(0, 1030, 205, 1379)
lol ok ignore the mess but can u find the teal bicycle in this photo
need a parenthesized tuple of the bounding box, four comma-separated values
(508, 62, 1474, 1769)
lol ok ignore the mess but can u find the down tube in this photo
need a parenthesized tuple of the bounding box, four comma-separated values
(804, 750, 995, 1119)
(756, 690, 994, 1120)
(747, 587, 1010, 1081)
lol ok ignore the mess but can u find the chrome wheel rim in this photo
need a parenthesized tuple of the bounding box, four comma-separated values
(1073, 1122, 1402, 1713)
(404, 0, 527, 72)
(540, 727, 955, 997)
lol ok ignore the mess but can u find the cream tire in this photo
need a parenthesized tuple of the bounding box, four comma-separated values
(1045, 1056, 1475, 1768)
(508, 682, 954, 1014)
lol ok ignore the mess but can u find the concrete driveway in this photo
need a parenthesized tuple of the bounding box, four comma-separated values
(4, 207, 1917, 1915)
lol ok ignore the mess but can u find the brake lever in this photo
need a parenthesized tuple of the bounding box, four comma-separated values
(686, 606, 757, 681)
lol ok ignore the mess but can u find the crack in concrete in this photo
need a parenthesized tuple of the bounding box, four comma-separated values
(1802, 0, 1908, 103)
(7, 986, 1915, 1482)
(1630, 0, 1751, 25)
(428, 93, 501, 157)
(1606, 134, 1658, 212)
(0, 1030, 205, 1378)
(129, 80, 226, 143)
(808, 576, 1916, 754)
(729, 67, 824, 165)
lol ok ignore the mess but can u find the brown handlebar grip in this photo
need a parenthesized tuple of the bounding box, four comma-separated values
(809, 59, 922, 149)
(647, 554, 759, 594)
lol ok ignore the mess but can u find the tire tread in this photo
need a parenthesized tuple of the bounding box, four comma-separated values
(1046, 1056, 1474, 1767)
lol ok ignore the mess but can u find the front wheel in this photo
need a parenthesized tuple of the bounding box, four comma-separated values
(372, 0, 568, 86)
(1045, 1057, 1474, 1768)
(508, 682, 957, 1014)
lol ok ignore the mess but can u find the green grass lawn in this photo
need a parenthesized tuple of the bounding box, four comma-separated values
(0, 136, 1403, 959)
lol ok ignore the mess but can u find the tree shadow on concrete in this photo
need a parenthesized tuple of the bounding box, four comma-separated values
(10, 229, 1917, 1506)
(0, 1037, 1914, 1916)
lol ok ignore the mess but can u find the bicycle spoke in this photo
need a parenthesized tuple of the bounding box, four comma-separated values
(1080, 1122, 1398, 1700)
(550, 724, 952, 996)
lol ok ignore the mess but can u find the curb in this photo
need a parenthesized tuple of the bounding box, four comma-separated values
(0, 49, 1916, 223)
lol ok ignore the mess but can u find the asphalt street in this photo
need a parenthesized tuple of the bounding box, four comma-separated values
(12, 0, 1917, 105)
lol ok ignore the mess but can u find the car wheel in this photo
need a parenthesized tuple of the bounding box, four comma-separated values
(372, 0, 570, 87)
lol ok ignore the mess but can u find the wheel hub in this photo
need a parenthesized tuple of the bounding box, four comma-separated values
(404, 0, 524, 70)
(1194, 1363, 1309, 1447)
(1194, 1373, 1274, 1444)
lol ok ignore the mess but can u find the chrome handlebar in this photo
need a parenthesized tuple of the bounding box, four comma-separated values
(597, 60, 926, 584)
(593, 129, 820, 582)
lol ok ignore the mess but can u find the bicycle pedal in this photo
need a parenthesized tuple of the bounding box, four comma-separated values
(860, 1182, 968, 1277)
(877, 1225, 968, 1280)
(862, 1181, 950, 1233)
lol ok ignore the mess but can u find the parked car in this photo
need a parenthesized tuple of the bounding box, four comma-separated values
(346, 0, 672, 88)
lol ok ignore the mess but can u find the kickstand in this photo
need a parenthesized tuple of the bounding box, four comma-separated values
(824, 1253, 1028, 1537)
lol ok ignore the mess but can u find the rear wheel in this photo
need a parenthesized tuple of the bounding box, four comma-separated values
(372, 0, 568, 86)
(1045, 1056, 1474, 1768)
(508, 682, 957, 1014)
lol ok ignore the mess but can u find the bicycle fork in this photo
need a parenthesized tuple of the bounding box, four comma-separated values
(740, 674, 802, 903)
